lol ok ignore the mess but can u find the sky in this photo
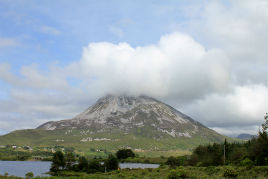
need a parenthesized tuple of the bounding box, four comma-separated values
(0, 0, 267, 137)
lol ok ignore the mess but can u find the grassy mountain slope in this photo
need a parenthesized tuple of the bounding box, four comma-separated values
(0, 95, 240, 156)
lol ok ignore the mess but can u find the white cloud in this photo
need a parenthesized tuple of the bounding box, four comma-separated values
(0, 37, 19, 47)
(182, 84, 268, 135)
(109, 26, 124, 38)
(0, 0, 267, 137)
(75, 32, 231, 102)
(40, 25, 61, 35)
(0, 63, 69, 90)
(182, 0, 268, 86)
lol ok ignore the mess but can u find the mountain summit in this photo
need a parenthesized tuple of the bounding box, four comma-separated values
(38, 95, 208, 138)
(0, 95, 231, 154)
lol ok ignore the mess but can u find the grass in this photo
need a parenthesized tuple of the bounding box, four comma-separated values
(0, 128, 240, 158)
(1, 166, 267, 179)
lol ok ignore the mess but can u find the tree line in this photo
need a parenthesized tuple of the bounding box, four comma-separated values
(50, 148, 135, 174)
(166, 119, 268, 167)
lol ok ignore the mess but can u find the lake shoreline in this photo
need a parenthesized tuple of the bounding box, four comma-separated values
(0, 160, 159, 178)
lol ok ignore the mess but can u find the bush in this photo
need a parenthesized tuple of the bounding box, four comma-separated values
(240, 158, 254, 168)
(116, 149, 135, 160)
(50, 151, 65, 172)
(166, 156, 178, 167)
(167, 169, 189, 179)
(177, 169, 189, 179)
(168, 170, 180, 179)
(105, 154, 119, 171)
(25, 172, 34, 179)
(223, 168, 238, 178)
(78, 156, 88, 171)
(65, 152, 76, 170)
(118, 173, 125, 178)
(88, 159, 102, 173)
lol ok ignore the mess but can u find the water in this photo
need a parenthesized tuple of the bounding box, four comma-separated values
(0, 161, 51, 177)
(0, 161, 159, 177)
(120, 162, 159, 169)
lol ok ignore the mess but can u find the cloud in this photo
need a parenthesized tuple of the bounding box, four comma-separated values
(0, 29, 266, 136)
(109, 26, 124, 38)
(75, 32, 231, 102)
(0, 37, 19, 47)
(182, 0, 268, 86)
(0, 0, 266, 137)
(0, 63, 69, 90)
(182, 85, 268, 130)
(40, 25, 61, 35)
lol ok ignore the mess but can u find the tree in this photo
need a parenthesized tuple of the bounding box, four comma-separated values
(104, 154, 119, 171)
(166, 156, 179, 167)
(88, 159, 102, 173)
(78, 156, 88, 171)
(116, 149, 135, 160)
(50, 151, 66, 172)
(65, 152, 76, 170)
(248, 118, 268, 165)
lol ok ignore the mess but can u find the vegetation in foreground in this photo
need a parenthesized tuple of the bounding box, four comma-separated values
(1, 165, 268, 179)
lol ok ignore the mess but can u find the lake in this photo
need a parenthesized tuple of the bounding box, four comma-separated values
(0, 161, 159, 177)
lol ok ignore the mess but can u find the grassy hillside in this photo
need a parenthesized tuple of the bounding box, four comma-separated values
(0, 128, 239, 157)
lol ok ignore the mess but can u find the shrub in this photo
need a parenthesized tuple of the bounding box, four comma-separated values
(50, 151, 66, 172)
(168, 169, 189, 179)
(177, 169, 189, 179)
(116, 149, 135, 160)
(105, 154, 119, 171)
(166, 156, 178, 167)
(141, 170, 147, 175)
(65, 152, 76, 170)
(78, 156, 88, 171)
(240, 158, 254, 168)
(168, 170, 180, 179)
(88, 159, 102, 173)
(223, 168, 238, 178)
(25, 172, 34, 179)
(118, 173, 125, 178)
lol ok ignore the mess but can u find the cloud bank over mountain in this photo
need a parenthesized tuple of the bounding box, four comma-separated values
(0, 0, 267, 136)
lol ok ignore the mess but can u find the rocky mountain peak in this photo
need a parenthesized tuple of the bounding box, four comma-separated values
(37, 94, 208, 138)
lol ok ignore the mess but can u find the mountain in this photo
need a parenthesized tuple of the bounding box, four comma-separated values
(0, 95, 235, 156)
(237, 133, 255, 140)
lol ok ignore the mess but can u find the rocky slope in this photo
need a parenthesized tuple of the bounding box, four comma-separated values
(38, 95, 212, 138)
(0, 95, 232, 154)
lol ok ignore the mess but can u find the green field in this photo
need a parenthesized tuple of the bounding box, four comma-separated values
(0, 128, 239, 158)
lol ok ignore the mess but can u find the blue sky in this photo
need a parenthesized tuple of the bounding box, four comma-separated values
(0, 0, 267, 136)
(0, 0, 201, 99)
(0, 0, 197, 66)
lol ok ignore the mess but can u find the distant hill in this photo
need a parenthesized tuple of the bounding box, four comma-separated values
(0, 95, 238, 156)
(237, 133, 255, 140)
